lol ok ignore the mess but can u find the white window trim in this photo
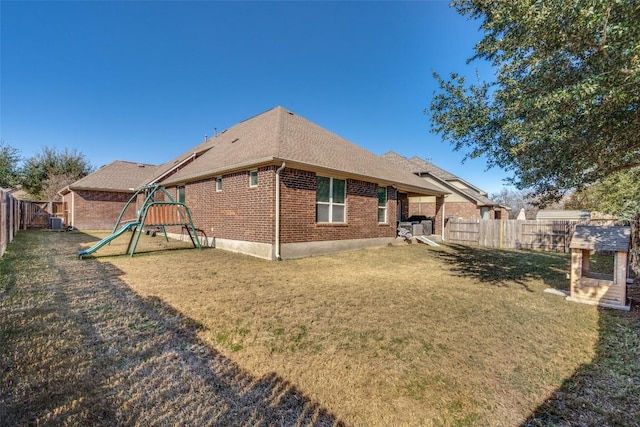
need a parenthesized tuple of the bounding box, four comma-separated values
(378, 187, 387, 223)
(249, 170, 258, 187)
(316, 177, 346, 223)
(216, 176, 222, 192)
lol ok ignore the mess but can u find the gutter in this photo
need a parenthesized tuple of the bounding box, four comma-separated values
(275, 162, 286, 260)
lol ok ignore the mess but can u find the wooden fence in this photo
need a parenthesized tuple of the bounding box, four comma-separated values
(1, 190, 21, 257)
(0, 196, 69, 257)
(444, 219, 585, 252)
(20, 201, 66, 229)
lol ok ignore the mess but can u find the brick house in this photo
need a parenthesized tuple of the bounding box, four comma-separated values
(59, 161, 159, 230)
(62, 107, 447, 259)
(381, 152, 509, 228)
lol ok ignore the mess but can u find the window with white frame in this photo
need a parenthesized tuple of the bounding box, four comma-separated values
(249, 170, 258, 187)
(316, 176, 346, 223)
(378, 187, 387, 223)
(216, 176, 222, 191)
(177, 186, 185, 204)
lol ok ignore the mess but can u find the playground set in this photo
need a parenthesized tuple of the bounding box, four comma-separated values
(78, 184, 201, 258)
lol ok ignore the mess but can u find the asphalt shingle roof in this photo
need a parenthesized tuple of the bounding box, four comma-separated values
(162, 107, 445, 195)
(570, 225, 631, 252)
(65, 161, 159, 193)
(382, 151, 505, 207)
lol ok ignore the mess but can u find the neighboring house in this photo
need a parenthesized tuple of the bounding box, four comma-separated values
(59, 161, 160, 230)
(62, 107, 447, 259)
(381, 152, 509, 223)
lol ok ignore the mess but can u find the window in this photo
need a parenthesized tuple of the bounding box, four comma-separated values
(378, 187, 387, 223)
(249, 170, 258, 187)
(177, 186, 185, 204)
(216, 177, 222, 192)
(316, 176, 346, 223)
(481, 207, 490, 219)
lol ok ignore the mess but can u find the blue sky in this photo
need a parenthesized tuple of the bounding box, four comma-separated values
(1, 1, 510, 195)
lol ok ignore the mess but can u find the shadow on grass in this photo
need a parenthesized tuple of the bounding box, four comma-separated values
(1, 231, 343, 426)
(425, 243, 569, 292)
(522, 307, 640, 426)
(424, 242, 640, 425)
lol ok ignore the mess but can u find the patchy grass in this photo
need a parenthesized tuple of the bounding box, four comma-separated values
(2, 231, 639, 426)
(90, 232, 639, 426)
(1, 231, 341, 426)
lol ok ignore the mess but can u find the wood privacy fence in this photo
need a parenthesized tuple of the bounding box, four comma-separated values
(20, 201, 66, 229)
(1, 190, 21, 257)
(0, 195, 67, 257)
(444, 219, 586, 252)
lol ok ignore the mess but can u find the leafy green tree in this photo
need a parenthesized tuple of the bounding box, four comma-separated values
(565, 167, 640, 219)
(428, 0, 640, 206)
(20, 146, 93, 200)
(0, 140, 21, 189)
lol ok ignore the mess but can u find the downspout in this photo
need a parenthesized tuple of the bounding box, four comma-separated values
(71, 191, 75, 229)
(275, 162, 286, 260)
(441, 194, 446, 241)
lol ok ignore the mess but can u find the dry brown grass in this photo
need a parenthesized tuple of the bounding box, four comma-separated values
(2, 231, 639, 426)
(84, 231, 637, 426)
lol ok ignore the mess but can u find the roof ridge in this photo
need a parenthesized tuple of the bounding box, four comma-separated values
(274, 106, 287, 158)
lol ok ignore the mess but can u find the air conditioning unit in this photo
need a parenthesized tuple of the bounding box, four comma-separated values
(49, 217, 63, 230)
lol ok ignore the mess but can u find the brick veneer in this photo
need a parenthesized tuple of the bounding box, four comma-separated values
(167, 167, 397, 244)
(69, 166, 434, 250)
(169, 166, 276, 244)
(444, 201, 482, 220)
(279, 168, 397, 243)
(68, 190, 137, 230)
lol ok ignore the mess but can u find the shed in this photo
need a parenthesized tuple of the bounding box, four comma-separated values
(567, 225, 631, 310)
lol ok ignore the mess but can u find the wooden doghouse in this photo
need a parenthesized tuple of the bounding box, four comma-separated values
(567, 225, 631, 311)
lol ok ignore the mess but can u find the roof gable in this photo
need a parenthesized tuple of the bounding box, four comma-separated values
(65, 161, 159, 193)
(382, 152, 504, 207)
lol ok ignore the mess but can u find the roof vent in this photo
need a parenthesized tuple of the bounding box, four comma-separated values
(137, 164, 145, 168)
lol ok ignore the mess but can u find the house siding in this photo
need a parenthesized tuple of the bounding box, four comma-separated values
(71, 190, 137, 230)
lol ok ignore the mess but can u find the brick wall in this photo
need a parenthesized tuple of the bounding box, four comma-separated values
(409, 201, 437, 218)
(445, 201, 481, 219)
(71, 190, 137, 230)
(279, 168, 397, 243)
(495, 207, 509, 220)
(164, 167, 399, 245)
(172, 166, 276, 244)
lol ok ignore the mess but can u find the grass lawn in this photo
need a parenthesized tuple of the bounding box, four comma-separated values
(2, 230, 639, 426)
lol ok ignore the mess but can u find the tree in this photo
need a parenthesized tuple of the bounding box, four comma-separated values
(428, 0, 640, 206)
(0, 140, 21, 189)
(490, 187, 539, 219)
(565, 167, 640, 219)
(20, 146, 93, 200)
